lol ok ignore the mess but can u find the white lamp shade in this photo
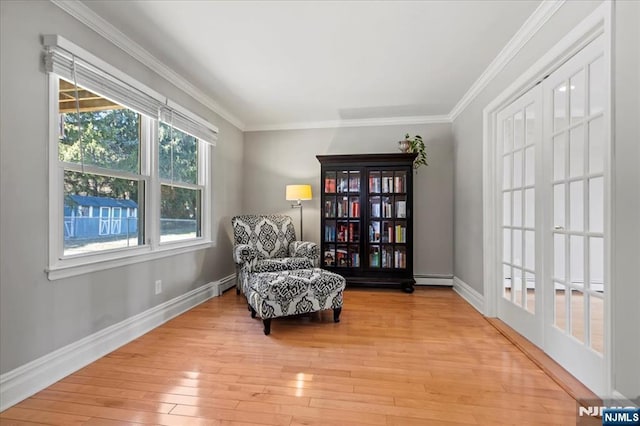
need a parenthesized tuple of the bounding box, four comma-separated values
(286, 184, 312, 201)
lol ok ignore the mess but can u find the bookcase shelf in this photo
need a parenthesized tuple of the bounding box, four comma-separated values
(317, 153, 416, 293)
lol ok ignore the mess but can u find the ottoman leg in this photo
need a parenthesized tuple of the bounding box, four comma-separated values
(263, 319, 271, 335)
(249, 305, 257, 318)
(333, 307, 342, 323)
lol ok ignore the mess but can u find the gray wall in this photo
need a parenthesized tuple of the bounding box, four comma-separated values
(0, 1, 243, 374)
(244, 123, 454, 277)
(452, 0, 639, 399)
(612, 0, 640, 402)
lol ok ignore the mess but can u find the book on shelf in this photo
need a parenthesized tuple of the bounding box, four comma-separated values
(396, 201, 406, 218)
(381, 176, 394, 193)
(369, 251, 380, 268)
(324, 178, 336, 193)
(323, 249, 335, 267)
(393, 249, 406, 268)
(394, 176, 405, 193)
(395, 225, 406, 243)
(368, 222, 381, 242)
(351, 252, 360, 267)
(349, 199, 360, 217)
(324, 200, 335, 218)
(369, 176, 381, 193)
(336, 248, 348, 266)
(370, 202, 381, 218)
(382, 200, 392, 218)
(324, 224, 335, 242)
(349, 175, 360, 192)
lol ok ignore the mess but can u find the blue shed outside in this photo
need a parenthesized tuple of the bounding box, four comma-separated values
(64, 195, 138, 240)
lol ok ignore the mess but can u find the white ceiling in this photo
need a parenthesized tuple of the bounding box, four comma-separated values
(81, 0, 541, 130)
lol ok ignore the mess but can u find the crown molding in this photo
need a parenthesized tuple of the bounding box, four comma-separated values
(50, 0, 246, 131)
(449, 0, 565, 121)
(245, 114, 452, 132)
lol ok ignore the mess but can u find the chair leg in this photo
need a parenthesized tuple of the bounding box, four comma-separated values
(333, 307, 342, 323)
(249, 305, 257, 318)
(263, 319, 271, 335)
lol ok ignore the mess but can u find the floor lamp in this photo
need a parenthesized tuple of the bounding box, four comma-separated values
(286, 184, 312, 240)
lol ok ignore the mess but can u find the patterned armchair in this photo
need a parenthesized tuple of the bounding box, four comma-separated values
(232, 215, 319, 294)
(231, 214, 344, 335)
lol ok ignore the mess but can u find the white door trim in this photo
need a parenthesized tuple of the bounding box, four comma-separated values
(482, 1, 613, 396)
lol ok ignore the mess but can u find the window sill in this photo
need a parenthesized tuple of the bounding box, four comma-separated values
(46, 240, 215, 281)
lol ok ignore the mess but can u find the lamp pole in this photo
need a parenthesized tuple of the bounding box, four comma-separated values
(291, 199, 304, 240)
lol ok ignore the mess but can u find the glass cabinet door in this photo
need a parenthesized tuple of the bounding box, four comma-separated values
(323, 169, 361, 268)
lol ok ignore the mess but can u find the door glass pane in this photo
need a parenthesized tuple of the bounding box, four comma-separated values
(554, 283, 566, 331)
(554, 83, 568, 131)
(590, 294, 604, 353)
(503, 264, 512, 300)
(589, 177, 604, 233)
(570, 181, 584, 231)
(570, 235, 584, 288)
(503, 155, 512, 189)
(570, 288, 585, 343)
(324, 171, 336, 193)
(369, 172, 381, 193)
(381, 221, 393, 243)
(554, 184, 565, 228)
(394, 171, 406, 193)
(524, 230, 535, 271)
(369, 196, 381, 218)
(349, 196, 360, 218)
(589, 55, 605, 116)
(524, 146, 535, 186)
(589, 237, 604, 292)
(514, 111, 524, 148)
(513, 150, 523, 188)
(395, 196, 407, 219)
(589, 116, 604, 174)
(369, 221, 380, 243)
(553, 134, 565, 180)
(349, 171, 361, 192)
(324, 196, 336, 218)
(503, 192, 511, 226)
(337, 171, 348, 193)
(324, 220, 336, 242)
(349, 245, 360, 267)
(504, 117, 513, 152)
(336, 245, 348, 267)
(503, 229, 511, 263)
(525, 104, 535, 146)
(524, 188, 535, 228)
(381, 171, 394, 193)
(569, 126, 585, 178)
(323, 245, 336, 267)
(394, 246, 407, 269)
(513, 268, 523, 307)
(570, 70, 585, 123)
(525, 272, 535, 314)
(554, 234, 565, 281)
(369, 245, 380, 268)
(513, 229, 522, 267)
(513, 190, 522, 227)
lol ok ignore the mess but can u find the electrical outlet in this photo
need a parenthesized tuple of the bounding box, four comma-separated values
(154, 280, 162, 295)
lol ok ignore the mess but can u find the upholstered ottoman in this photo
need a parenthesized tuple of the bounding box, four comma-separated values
(245, 268, 346, 335)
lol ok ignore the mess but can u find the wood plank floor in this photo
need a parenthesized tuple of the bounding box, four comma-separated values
(1, 287, 591, 425)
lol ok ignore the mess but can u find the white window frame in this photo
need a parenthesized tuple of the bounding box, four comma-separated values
(45, 36, 217, 280)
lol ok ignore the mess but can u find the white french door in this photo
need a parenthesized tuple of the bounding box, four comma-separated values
(542, 34, 607, 394)
(495, 34, 608, 395)
(497, 86, 543, 347)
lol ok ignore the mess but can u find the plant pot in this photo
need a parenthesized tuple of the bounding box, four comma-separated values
(398, 139, 410, 153)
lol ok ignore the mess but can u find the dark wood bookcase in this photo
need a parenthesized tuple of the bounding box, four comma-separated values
(317, 153, 416, 292)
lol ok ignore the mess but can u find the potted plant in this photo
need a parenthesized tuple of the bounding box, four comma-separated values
(399, 134, 428, 169)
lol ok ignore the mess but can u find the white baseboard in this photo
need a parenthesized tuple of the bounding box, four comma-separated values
(414, 274, 453, 286)
(453, 276, 485, 314)
(0, 274, 234, 412)
(217, 274, 237, 294)
(611, 390, 639, 405)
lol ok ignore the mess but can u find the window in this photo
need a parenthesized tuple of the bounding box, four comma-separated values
(44, 35, 217, 279)
(59, 82, 146, 256)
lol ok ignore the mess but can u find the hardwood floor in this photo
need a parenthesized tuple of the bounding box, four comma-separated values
(1, 287, 591, 425)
